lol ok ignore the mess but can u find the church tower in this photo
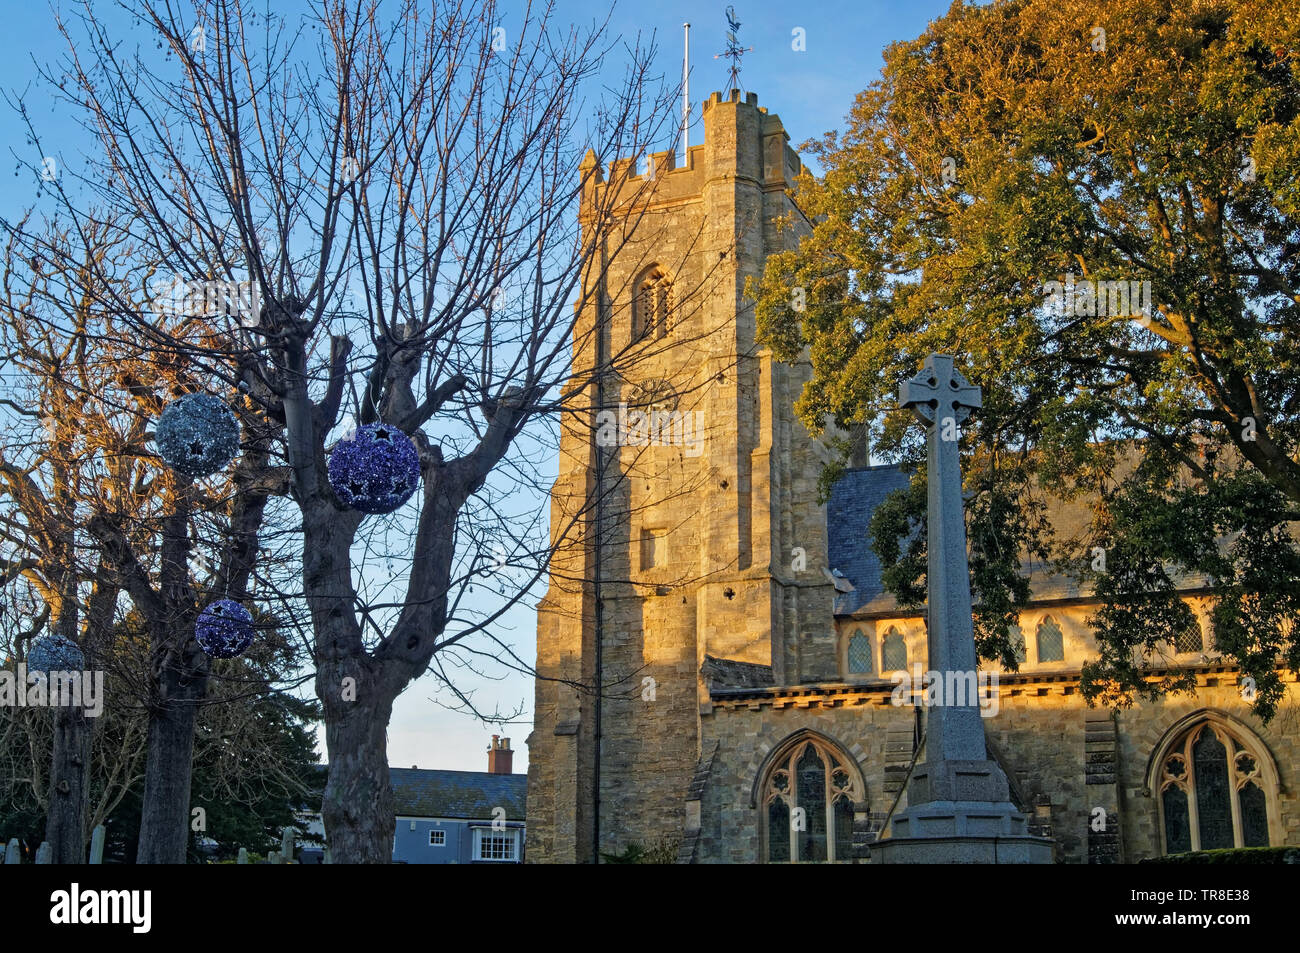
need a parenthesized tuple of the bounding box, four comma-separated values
(525, 90, 837, 863)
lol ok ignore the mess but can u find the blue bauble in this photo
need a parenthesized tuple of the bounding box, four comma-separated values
(27, 635, 85, 673)
(327, 423, 421, 514)
(155, 393, 241, 477)
(195, 600, 255, 659)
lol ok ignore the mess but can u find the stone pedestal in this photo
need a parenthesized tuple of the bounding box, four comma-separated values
(872, 759, 1054, 864)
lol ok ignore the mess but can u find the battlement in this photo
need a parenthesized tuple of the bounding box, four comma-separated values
(580, 89, 803, 210)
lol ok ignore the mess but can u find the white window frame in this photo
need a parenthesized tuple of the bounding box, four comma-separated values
(429, 829, 446, 847)
(472, 827, 520, 862)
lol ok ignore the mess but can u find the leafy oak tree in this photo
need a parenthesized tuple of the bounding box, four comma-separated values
(752, 0, 1300, 718)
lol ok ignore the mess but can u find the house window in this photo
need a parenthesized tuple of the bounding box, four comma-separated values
(634, 268, 673, 340)
(1158, 722, 1273, 854)
(881, 626, 907, 672)
(1175, 619, 1204, 655)
(429, 829, 445, 847)
(1036, 616, 1064, 663)
(761, 735, 861, 863)
(846, 629, 872, 676)
(473, 828, 519, 862)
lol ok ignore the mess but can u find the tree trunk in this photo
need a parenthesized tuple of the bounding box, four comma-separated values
(45, 705, 93, 863)
(135, 654, 208, 864)
(318, 658, 396, 864)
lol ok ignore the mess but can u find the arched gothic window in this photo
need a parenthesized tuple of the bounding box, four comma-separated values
(1036, 616, 1064, 663)
(1157, 720, 1274, 854)
(634, 268, 672, 340)
(846, 629, 872, 676)
(881, 626, 907, 672)
(761, 735, 861, 863)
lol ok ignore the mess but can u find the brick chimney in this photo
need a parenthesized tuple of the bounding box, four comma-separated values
(487, 735, 513, 775)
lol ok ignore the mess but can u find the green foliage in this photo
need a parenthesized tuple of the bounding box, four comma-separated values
(600, 836, 679, 864)
(1140, 846, 1300, 864)
(754, 0, 1300, 719)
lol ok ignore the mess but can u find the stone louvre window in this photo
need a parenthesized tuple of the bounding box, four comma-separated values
(634, 267, 673, 340)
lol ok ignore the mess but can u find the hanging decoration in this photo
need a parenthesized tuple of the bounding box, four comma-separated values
(155, 393, 241, 477)
(195, 599, 255, 659)
(327, 423, 421, 514)
(26, 634, 85, 673)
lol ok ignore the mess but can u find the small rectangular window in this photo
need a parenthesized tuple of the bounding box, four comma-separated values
(640, 527, 666, 570)
(429, 829, 445, 847)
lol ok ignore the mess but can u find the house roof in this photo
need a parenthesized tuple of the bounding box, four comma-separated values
(388, 768, 527, 821)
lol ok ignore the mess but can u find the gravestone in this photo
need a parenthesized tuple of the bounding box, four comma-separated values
(871, 353, 1053, 864)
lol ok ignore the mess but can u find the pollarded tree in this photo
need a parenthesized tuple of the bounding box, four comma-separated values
(14, 0, 693, 861)
(752, 0, 1300, 717)
(0, 213, 291, 863)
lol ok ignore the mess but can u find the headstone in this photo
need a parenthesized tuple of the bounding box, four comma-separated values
(35, 841, 52, 864)
(281, 827, 294, 864)
(871, 353, 1053, 864)
(4, 838, 20, 864)
(89, 825, 106, 864)
(268, 850, 280, 865)
(237, 847, 249, 864)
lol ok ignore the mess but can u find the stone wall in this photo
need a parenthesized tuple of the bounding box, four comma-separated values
(690, 670, 1300, 863)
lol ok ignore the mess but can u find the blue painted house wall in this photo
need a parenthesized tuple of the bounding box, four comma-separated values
(387, 768, 527, 864)
(392, 816, 525, 864)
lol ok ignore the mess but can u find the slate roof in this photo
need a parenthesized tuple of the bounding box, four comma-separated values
(700, 654, 775, 690)
(826, 464, 914, 616)
(824, 455, 1220, 619)
(388, 768, 527, 821)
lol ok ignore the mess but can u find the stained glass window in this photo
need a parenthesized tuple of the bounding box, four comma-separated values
(1011, 624, 1026, 664)
(847, 630, 872, 675)
(1176, 620, 1204, 654)
(1036, 616, 1064, 663)
(881, 627, 907, 672)
(1192, 729, 1233, 849)
(761, 737, 861, 863)
(1158, 720, 1274, 855)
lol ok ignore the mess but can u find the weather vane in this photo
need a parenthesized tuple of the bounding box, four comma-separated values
(713, 6, 752, 92)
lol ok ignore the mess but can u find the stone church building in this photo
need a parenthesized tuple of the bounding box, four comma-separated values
(524, 90, 1300, 863)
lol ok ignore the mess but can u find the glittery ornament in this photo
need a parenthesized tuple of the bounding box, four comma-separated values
(327, 423, 421, 514)
(195, 600, 255, 659)
(155, 393, 241, 477)
(27, 634, 86, 673)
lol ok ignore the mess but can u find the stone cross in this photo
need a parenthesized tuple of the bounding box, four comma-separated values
(898, 353, 985, 764)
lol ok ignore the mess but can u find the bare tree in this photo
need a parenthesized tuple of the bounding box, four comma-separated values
(0, 0, 712, 861)
(0, 209, 295, 862)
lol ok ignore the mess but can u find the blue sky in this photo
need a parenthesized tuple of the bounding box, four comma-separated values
(0, 0, 957, 775)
